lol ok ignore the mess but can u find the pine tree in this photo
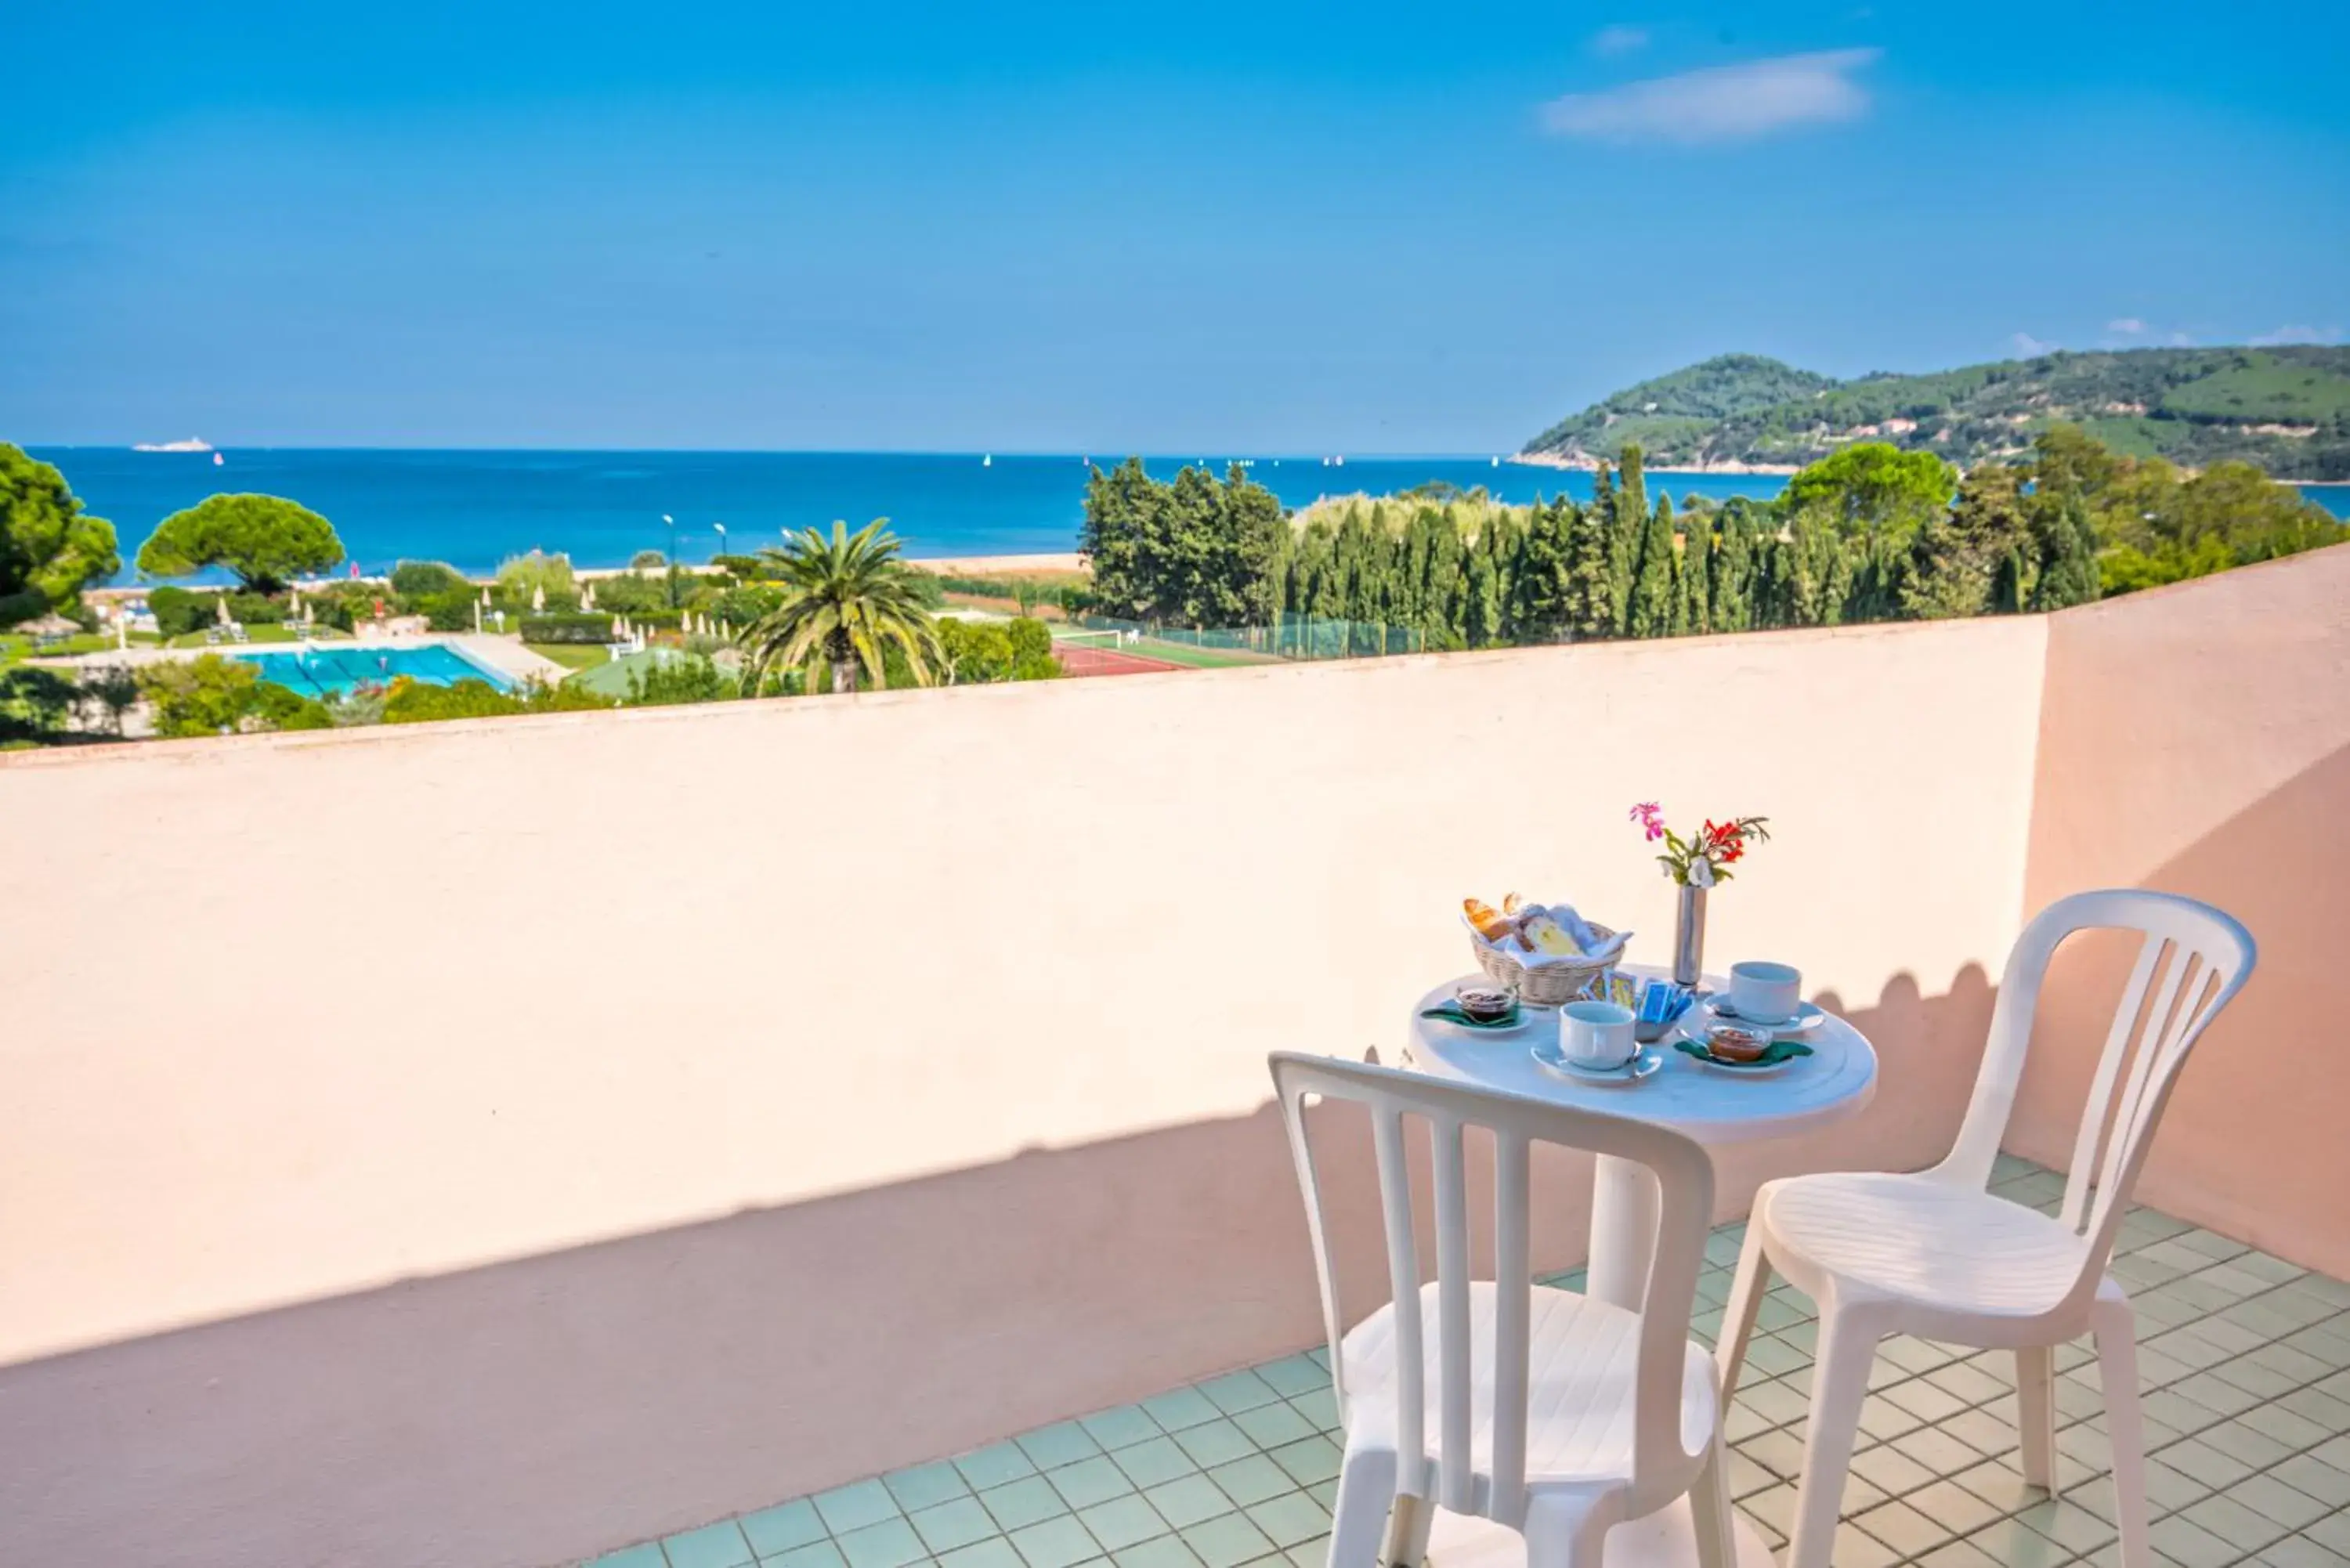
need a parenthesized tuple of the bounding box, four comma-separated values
(1628, 490, 1676, 638)
(2030, 494, 2103, 611)
(1561, 500, 1612, 639)
(1607, 448, 1647, 634)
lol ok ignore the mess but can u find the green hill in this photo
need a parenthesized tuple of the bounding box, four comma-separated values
(1522, 347, 2350, 481)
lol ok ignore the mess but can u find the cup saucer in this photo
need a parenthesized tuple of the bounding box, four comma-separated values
(1531, 1037, 1662, 1086)
(1701, 996, 1827, 1035)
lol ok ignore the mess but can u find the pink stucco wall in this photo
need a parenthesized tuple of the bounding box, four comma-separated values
(2, 612, 2052, 1565)
(2015, 540, 2350, 1279)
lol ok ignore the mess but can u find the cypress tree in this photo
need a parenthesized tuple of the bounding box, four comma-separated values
(1628, 490, 1676, 638)
(1671, 507, 1710, 637)
(1711, 504, 1755, 632)
(1607, 448, 1647, 635)
(2030, 494, 2103, 611)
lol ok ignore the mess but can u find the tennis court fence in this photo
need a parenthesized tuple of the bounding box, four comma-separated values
(1065, 612, 1428, 662)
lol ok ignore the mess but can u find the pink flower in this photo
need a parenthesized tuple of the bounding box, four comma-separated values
(1629, 801, 1665, 842)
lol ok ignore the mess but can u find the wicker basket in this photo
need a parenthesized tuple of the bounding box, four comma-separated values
(1466, 920, 1620, 1007)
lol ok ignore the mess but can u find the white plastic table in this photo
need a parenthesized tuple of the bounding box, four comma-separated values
(1401, 965, 1879, 1313)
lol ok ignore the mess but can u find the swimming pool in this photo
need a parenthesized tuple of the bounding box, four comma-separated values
(237, 644, 513, 699)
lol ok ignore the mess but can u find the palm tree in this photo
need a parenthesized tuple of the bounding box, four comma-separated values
(739, 519, 941, 695)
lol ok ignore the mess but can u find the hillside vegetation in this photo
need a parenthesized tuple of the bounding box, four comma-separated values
(1523, 347, 2350, 480)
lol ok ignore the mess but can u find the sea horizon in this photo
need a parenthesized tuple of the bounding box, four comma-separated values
(32, 444, 2350, 582)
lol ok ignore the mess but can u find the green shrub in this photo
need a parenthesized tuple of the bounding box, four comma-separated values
(419, 591, 478, 633)
(0, 666, 75, 741)
(390, 560, 471, 600)
(139, 654, 261, 735)
(494, 549, 577, 612)
(226, 591, 285, 625)
(629, 549, 668, 571)
(624, 655, 737, 706)
(519, 612, 615, 645)
(146, 585, 216, 638)
(588, 572, 669, 613)
(382, 674, 617, 724)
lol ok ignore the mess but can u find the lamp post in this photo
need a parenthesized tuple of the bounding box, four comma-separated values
(662, 514, 678, 609)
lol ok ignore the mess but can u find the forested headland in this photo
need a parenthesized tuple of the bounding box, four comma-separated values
(1079, 425, 2345, 652)
(1521, 347, 2350, 481)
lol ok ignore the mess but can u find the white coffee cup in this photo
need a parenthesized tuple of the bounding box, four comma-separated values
(1728, 961, 1802, 1025)
(1561, 999, 1637, 1070)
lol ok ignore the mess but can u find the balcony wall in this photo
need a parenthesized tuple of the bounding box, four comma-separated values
(0, 612, 2050, 1566)
(2016, 540, 2350, 1280)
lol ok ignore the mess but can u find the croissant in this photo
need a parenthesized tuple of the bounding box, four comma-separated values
(1463, 898, 1516, 944)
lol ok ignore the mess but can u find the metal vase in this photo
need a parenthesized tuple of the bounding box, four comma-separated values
(1672, 883, 1708, 987)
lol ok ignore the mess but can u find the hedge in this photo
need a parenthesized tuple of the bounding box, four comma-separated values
(520, 613, 617, 645)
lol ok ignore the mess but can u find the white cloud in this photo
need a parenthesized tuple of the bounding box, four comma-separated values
(1589, 24, 1650, 56)
(2106, 317, 2146, 335)
(1541, 48, 1881, 145)
(2250, 324, 2342, 346)
(2011, 332, 2058, 356)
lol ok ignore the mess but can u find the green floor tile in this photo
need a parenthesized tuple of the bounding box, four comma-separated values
(912, 1498, 1002, 1556)
(1047, 1456, 1135, 1512)
(588, 1546, 666, 1568)
(837, 1517, 927, 1568)
(1241, 1493, 1329, 1550)
(743, 1501, 828, 1559)
(1264, 1436, 1341, 1490)
(1195, 1371, 1281, 1417)
(1078, 1494, 1171, 1552)
(1141, 1388, 1222, 1433)
(1018, 1422, 1104, 1472)
(957, 1443, 1040, 1492)
(1111, 1437, 1199, 1490)
(1281, 1536, 1329, 1568)
(1081, 1406, 1163, 1453)
(1178, 1512, 1275, 1568)
(1171, 1421, 1256, 1470)
(1253, 1356, 1329, 1400)
(938, 1541, 1023, 1568)
(768, 1544, 848, 1568)
(1112, 1537, 1202, 1568)
(1231, 1402, 1312, 1451)
(1204, 1455, 1291, 1510)
(1009, 1515, 1101, 1568)
(665, 1521, 755, 1568)
(1283, 1389, 1339, 1433)
(888, 1462, 974, 1513)
(979, 1477, 1071, 1534)
(1144, 1476, 1235, 1531)
(815, 1479, 902, 1537)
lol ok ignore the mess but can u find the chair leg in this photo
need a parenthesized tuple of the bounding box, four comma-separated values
(1784, 1306, 1878, 1568)
(1715, 1219, 1774, 1394)
(1328, 1448, 1396, 1568)
(1383, 1491, 1434, 1568)
(2095, 1301, 2151, 1568)
(2015, 1343, 2059, 1495)
(1690, 1431, 1737, 1568)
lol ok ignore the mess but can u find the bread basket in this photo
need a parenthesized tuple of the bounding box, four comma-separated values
(1466, 920, 1620, 1007)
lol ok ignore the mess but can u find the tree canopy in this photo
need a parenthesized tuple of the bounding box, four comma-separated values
(136, 493, 344, 593)
(0, 444, 120, 627)
(737, 519, 942, 695)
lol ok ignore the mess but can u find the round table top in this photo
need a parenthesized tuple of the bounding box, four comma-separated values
(1402, 966, 1878, 1146)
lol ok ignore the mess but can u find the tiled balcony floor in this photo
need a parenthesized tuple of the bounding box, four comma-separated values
(586, 1159, 2350, 1568)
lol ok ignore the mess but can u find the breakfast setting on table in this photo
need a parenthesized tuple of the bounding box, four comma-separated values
(1426, 804, 1827, 1086)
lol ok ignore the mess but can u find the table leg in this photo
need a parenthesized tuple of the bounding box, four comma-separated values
(1588, 1154, 1660, 1311)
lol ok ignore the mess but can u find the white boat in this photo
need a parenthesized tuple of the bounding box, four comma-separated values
(132, 437, 213, 453)
(982, 454, 992, 468)
(213, 451, 225, 466)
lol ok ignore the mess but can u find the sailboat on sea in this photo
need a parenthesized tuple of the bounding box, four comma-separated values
(982, 454, 992, 468)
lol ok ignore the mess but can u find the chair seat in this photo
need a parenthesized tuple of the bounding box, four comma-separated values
(1339, 1281, 1715, 1487)
(1760, 1172, 2099, 1317)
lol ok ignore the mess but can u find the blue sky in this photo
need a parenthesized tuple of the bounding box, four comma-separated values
(5, 1, 2346, 451)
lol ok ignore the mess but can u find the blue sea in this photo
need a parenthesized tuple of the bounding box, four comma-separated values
(31, 447, 2350, 580)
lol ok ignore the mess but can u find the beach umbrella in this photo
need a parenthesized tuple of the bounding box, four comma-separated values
(481, 586, 491, 606)
(583, 583, 597, 610)
(215, 594, 231, 626)
(611, 615, 624, 639)
(719, 617, 731, 640)
(532, 583, 546, 614)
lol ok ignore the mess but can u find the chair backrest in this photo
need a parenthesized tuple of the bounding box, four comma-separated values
(1267, 1052, 1713, 1526)
(1937, 890, 2255, 1299)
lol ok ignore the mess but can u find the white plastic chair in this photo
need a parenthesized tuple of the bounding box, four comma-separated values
(1269, 1051, 1736, 1568)
(1714, 890, 2255, 1568)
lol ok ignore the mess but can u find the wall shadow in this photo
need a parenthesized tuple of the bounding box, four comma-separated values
(2008, 738, 2350, 1279)
(0, 968, 1998, 1568)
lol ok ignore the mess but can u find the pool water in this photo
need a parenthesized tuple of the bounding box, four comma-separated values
(237, 645, 513, 699)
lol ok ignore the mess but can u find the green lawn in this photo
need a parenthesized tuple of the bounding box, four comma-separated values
(527, 642, 612, 674)
(164, 624, 327, 649)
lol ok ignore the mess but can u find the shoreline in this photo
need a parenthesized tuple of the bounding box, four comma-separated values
(1508, 451, 1801, 476)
